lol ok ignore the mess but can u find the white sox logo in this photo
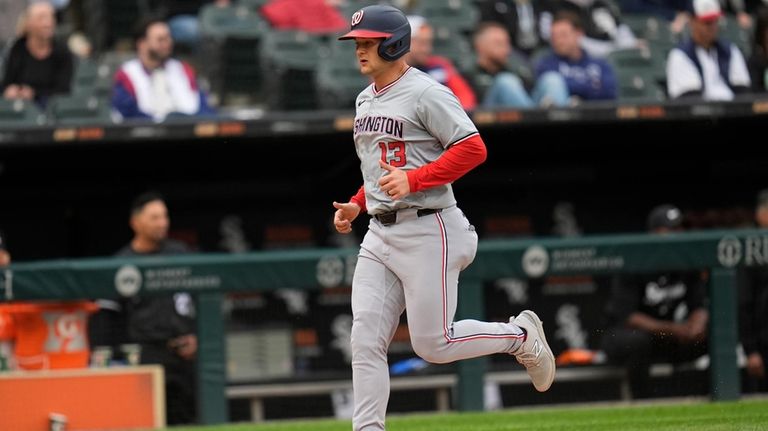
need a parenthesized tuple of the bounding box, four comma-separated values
(351, 10, 364, 27)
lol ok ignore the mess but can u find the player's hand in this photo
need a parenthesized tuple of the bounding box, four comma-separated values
(333, 201, 361, 234)
(378, 160, 410, 200)
(746, 352, 765, 379)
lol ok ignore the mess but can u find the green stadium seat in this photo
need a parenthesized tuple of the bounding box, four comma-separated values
(260, 30, 323, 110)
(71, 59, 114, 97)
(432, 26, 475, 74)
(608, 48, 666, 102)
(413, 0, 480, 34)
(0, 99, 46, 128)
(199, 5, 269, 105)
(315, 46, 371, 109)
(47, 94, 113, 126)
(720, 15, 752, 57)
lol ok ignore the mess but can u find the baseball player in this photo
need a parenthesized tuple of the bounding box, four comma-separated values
(332, 5, 555, 430)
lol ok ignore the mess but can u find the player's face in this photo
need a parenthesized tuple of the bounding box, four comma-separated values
(355, 38, 389, 76)
(131, 200, 170, 244)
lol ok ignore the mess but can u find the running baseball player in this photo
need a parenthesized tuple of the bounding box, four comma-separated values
(332, 5, 555, 430)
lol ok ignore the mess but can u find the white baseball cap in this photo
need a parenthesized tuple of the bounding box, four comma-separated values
(692, 0, 723, 22)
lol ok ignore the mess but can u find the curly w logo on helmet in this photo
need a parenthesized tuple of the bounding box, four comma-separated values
(351, 10, 364, 27)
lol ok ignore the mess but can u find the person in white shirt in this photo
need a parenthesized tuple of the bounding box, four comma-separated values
(666, 0, 751, 101)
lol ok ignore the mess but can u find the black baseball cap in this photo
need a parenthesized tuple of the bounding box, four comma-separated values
(647, 204, 683, 231)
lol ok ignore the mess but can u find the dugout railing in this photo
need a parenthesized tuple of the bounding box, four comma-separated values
(2, 228, 764, 425)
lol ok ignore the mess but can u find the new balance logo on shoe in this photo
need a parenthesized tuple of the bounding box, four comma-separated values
(532, 339, 542, 358)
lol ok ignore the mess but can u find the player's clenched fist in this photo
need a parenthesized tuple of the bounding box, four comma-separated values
(333, 201, 361, 234)
(378, 160, 411, 200)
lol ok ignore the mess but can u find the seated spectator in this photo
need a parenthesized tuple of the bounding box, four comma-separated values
(405, 15, 477, 110)
(748, 7, 768, 93)
(1, 2, 74, 107)
(470, 21, 568, 108)
(600, 204, 709, 399)
(666, 0, 751, 101)
(112, 18, 214, 122)
(540, 0, 642, 58)
(478, 0, 546, 56)
(536, 11, 618, 102)
(738, 188, 768, 393)
(261, 0, 347, 34)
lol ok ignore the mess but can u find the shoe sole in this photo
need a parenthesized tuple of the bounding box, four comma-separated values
(519, 310, 556, 392)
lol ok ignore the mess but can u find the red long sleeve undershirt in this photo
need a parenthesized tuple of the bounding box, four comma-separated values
(349, 134, 487, 211)
(407, 133, 487, 192)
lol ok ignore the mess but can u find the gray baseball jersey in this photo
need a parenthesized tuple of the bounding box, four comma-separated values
(352, 67, 479, 214)
(348, 67, 528, 431)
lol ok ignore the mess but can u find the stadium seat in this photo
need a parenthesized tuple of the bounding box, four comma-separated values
(720, 15, 752, 57)
(71, 58, 114, 97)
(0, 99, 46, 128)
(260, 30, 323, 110)
(608, 48, 666, 102)
(47, 94, 113, 126)
(432, 26, 475, 74)
(413, 0, 480, 34)
(199, 4, 269, 105)
(315, 45, 371, 110)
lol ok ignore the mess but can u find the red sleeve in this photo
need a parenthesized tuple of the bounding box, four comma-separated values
(349, 185, 367, 213)
(406, 134, 486, 193)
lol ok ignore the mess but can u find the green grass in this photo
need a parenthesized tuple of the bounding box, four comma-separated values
(171, 399, 768, 431)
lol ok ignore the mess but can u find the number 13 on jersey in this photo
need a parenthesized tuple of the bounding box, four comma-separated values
(379, 141, 406, 167)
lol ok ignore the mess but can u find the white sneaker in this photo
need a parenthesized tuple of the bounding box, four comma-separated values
(510, 310, 555, 392)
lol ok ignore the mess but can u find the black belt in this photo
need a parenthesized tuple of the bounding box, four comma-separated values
(374, 208, 440, 226)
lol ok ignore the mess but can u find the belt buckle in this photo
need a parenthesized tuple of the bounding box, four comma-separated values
(377, 211, 397, 226)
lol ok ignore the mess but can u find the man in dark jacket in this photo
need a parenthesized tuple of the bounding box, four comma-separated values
(118, 191, 197, 425)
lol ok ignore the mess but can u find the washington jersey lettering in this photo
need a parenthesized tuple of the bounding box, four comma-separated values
(353, 67, 479, 214)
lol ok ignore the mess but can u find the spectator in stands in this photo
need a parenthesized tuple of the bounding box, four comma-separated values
(666, 0, 751, 101)
(405, 15, 477, 110)
(478, 0, 546, 56)
(1, 2, 73, 107)
(112, 18, 214, 122)
(470, 21, 568, 108)
(116, 191, 198, 424)
(748, 7, 768, 93)
(601, 204, 709, 399)
(261, 0, 347, 34)
(536, 11, 618, 103)
(738, 188, 768, 393)
(539, 0, 642, 58)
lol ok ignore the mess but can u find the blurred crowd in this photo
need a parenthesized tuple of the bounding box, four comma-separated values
(1, 0, 768, 124)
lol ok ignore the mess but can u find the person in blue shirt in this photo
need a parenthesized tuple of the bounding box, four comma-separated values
(535, 11, 617, 103)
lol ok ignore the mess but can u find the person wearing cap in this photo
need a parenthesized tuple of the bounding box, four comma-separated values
(666, 0, 751, 101)
(737, 188, 768, 392)
(599, 204, 709, 398)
